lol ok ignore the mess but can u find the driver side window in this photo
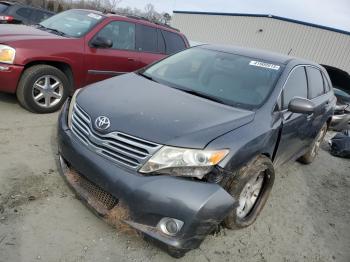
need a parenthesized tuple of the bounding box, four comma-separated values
(282, 66, 308, 109)
(96, 21, 135, 50)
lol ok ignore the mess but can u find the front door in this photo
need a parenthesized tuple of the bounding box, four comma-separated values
(84, 20, 140, 85)
(274, 66, 312, 166)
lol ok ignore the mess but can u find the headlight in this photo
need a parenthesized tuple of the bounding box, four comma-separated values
(139, 146, 229, 179)
(0, 45, 16, 64)
(67, 89, 81, 129)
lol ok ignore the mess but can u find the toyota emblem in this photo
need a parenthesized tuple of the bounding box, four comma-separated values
(95, 116, 111, 131)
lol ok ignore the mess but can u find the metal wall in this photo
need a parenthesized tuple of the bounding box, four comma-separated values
(172, 13, 350, 73)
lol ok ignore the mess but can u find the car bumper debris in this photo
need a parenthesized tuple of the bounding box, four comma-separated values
(57, 101, 236, 255)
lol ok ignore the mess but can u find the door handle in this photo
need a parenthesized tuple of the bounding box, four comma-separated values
(306, 114, 314, 121)
(127, 58, 135, 61)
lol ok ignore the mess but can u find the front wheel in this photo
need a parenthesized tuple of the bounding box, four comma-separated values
(16, 65, 70, 113)
(223, 155, 275, 229)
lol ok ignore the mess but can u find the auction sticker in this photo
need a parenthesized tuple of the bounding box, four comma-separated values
(249, 61, 280, 70)
(87, 13, 102, 20)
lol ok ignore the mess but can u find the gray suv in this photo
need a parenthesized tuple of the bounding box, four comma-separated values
(57, 45, 336, 257)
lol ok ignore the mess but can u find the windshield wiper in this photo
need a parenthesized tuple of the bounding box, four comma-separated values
(35, 24, 67, 37)
(138, 72, 158, 83)
(34, 24, 46, 30)
(45, 27, 67, 36)
(179, 89, 226, 104)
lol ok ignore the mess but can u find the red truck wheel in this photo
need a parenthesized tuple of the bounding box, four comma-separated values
(16, 65, 70, 113)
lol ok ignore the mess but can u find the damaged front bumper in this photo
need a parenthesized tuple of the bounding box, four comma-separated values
(57, 102, 235, 255)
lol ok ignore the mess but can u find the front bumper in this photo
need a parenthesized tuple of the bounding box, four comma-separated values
(0, 63, 24, 93)
(57, 102, 235, 254)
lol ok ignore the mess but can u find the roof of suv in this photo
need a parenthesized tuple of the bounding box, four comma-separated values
(201, 44, 318, 66)
(74, 9, 181, 34)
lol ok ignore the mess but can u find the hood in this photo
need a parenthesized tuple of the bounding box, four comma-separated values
(76, 73, 255, 148)
(0, 24, 62, 43)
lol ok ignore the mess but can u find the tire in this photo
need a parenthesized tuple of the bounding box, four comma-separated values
(298, 123, 328, 164)
(167, 247, 186, 258)
(223, 155, 275, 229)
(16, 65, 70, 113)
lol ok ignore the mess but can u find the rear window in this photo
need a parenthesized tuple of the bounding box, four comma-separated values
(307, 67, 325, 99)
(0, 3, 9, 13)
(32, 10, 52, 23)
(16, 8, 33, 18)
(162, 30, 186, 55)
(136, 24, 157, 53)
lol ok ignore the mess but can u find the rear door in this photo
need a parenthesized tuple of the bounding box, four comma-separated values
(84, 20, 140, 85)
(305, 66, 331, 140)
(136, 24, 166, 67)
(274, 66, 312, 166)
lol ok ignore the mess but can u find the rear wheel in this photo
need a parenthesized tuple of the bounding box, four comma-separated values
(16, 65, 70, 113)
(223, 155, 275, 229)
(298, 123, 327, 164)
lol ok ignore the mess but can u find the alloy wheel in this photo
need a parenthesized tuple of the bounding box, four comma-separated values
(32, 75, 63, 108)
(236, 172, 264, 218)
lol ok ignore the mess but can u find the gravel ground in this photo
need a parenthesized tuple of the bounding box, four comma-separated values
(0, 93, 349, 262)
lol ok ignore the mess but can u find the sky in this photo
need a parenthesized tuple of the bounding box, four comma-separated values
(118, 0, 350, 32)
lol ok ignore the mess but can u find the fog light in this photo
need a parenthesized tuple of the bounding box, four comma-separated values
(158, 217, 184, 236)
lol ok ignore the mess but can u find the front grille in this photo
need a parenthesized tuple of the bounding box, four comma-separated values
(78, 172, 118, 210)
(71, 103, 161, 170)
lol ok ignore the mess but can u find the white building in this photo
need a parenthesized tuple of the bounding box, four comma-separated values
(172, 11, 350, 87)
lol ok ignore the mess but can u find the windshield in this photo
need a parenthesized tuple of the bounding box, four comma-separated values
(0, 3, 9, 12)
(143, 47, 283, 109)
(40, 10, 105, 38)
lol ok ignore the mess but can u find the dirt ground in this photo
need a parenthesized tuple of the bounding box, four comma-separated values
(0, 93, 349, 262)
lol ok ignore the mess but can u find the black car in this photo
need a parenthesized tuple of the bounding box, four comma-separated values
(57, 45, 336, 257)
(330, 87, 350, 131)
(0, 1, 54, 25)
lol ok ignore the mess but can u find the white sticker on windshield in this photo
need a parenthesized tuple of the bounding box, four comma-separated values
(87, 13, 102, 20)
(249, 61, 280, 70)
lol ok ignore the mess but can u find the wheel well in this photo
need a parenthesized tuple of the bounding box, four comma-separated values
(261, 152, 272, 159)
(326, 117, 332, 129)
(23, 61, 74, 94)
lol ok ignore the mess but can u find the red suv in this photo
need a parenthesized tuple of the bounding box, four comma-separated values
(0, 9, 189, 113)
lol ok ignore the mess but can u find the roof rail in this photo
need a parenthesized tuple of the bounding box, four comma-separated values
(123, 13, 180, 32)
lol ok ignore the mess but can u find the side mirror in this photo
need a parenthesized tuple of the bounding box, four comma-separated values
(90, 36, 113, 48)
(288, 97, 315, 114)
